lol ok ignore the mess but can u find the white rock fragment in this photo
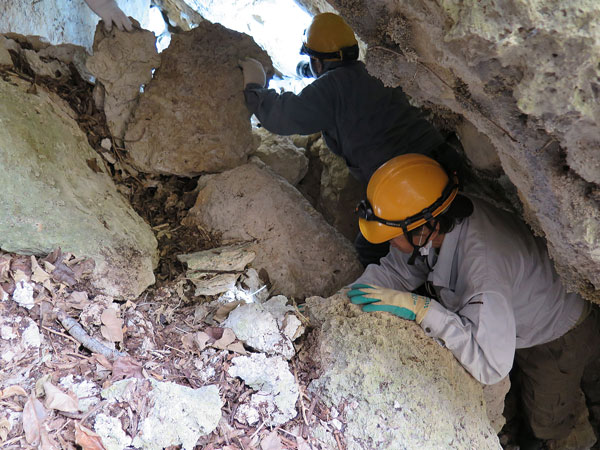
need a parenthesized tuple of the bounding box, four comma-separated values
(22, 321, 42, 348)
(223, 302, 294, 359)
(331, 418, 343, 431)
(94, 413, 132, 450)
(100, 138, 112, 151)
(132, 380, 222, 450)
(12, 280, 34, 309)
(228, 353, 298, 427)
(1, 325, 16, 340)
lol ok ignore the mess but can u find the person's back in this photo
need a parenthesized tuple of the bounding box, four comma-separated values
(247, 59, 443, 184)
(450, 197, 583, 347)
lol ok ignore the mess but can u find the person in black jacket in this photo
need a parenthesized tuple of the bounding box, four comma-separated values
(240, 12, 458, 266)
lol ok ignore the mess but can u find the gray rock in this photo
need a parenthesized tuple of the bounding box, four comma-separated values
(251, 127, 309, 186)
(228, 353, 299, 427)
(185, 163, 363, 299)
(86, 24, 160, 139)
(125, 21, 273, 176)
(0, 77, 157, 298)
(305, 293, 501, 449)
(222, 297, 298, 359)
(132, 380, 223, 450)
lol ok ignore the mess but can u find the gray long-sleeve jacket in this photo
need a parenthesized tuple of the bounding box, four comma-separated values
(353, 196, 584, 385)
(244, 61, 444, 184)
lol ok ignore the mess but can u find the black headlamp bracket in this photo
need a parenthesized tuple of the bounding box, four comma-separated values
(300, 43, 359, 61)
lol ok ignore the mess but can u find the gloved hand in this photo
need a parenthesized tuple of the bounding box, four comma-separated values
(84, 0, 133, 32)
(239, 58, 266, 87)
(347, 284, 431, 324)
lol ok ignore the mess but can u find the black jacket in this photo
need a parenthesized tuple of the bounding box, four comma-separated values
(244, 60, 444, 184)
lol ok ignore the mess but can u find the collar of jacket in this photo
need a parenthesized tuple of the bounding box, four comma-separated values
(321, 59, 361, 75)
(426, 219, 464, 291)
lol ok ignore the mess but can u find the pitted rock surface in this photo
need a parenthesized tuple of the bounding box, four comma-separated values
(125, 21, 273, 176)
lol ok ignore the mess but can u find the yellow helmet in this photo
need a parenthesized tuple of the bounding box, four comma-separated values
(301, 13, 359, 61)
(357, 154, 459, 244)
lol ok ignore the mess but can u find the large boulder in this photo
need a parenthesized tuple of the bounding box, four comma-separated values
(184, 163, 363, 299)
(311, 0, 600, 303)
(306, 292, 501, 449)
(124, 21, 273, 176)
(0, 76, 157, 298)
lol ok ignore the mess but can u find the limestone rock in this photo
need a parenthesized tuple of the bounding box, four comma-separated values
(0, 0, 150, 51)
(185, 163, 363, 299)
(0, 36, 15, 67)
(227, 353, 299, 427)
(86, 24, 160, 139)
(0, 76, 157, 298)
(125, 21, 273, 176)
(222, 297, 299, 360)
(316, 138, 364, 242)
(177, 243, 256, 296)
(305, 293, 501, 449)
(251, 127, 309, 186)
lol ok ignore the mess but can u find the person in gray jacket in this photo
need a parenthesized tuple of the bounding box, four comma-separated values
(347, 153, 600, 449)
(240, 13, 457, 267)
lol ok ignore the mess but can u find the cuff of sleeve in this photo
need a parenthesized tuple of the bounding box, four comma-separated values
(419, 299, 447, 336)
(244, 82, 265, 90)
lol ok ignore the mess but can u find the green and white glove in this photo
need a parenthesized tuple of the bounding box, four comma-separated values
(239, 57, 266, 87)
(347, 284, 431, 324)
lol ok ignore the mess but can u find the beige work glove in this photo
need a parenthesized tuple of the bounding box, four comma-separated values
(347, 284, 431, 324)
(84, 0, 133, 31)
(239, 57, 266, 87)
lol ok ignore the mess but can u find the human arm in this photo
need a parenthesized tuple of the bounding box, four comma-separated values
(243, 76, 337, 136)
(84, 0, 132, 31)
(420, 292, 516, 385)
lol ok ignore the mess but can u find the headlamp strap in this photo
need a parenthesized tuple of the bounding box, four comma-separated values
(300, 43, 359, 61)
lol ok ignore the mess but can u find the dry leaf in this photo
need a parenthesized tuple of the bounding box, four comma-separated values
(111, 356, 143, 381)
(0, 417, 10, 442)
(260, 431, 284, 450)
(40, 428, 61, 450)
(194, 331, 211, 351)
(30, 256, 51, 286)
(1, 385, 28, 399)
(75, 423, 106, 450)
(213, 328, 237, 350)
(100, 308, 124, 342)
(204, 327, 224, 341)
(0, 255, 11, 280)
(23, 394, 47, 446)
(43, 381, 79, 413)
(213, 301, 243, 322)
(66, 291, 89, 309)
(92, 353, 113, 371)
(226, 341, 247, 355)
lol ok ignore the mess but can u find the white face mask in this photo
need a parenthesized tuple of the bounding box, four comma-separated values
(419, 239, 433, 256)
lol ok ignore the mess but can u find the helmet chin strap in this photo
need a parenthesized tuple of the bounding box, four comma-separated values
(405, 221, 437, 265)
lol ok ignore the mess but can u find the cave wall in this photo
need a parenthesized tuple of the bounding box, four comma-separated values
(295, 0, 600, 303)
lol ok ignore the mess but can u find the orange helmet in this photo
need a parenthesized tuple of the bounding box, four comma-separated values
(300, 13, 359, 61)
(357, 154, 459, 244)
